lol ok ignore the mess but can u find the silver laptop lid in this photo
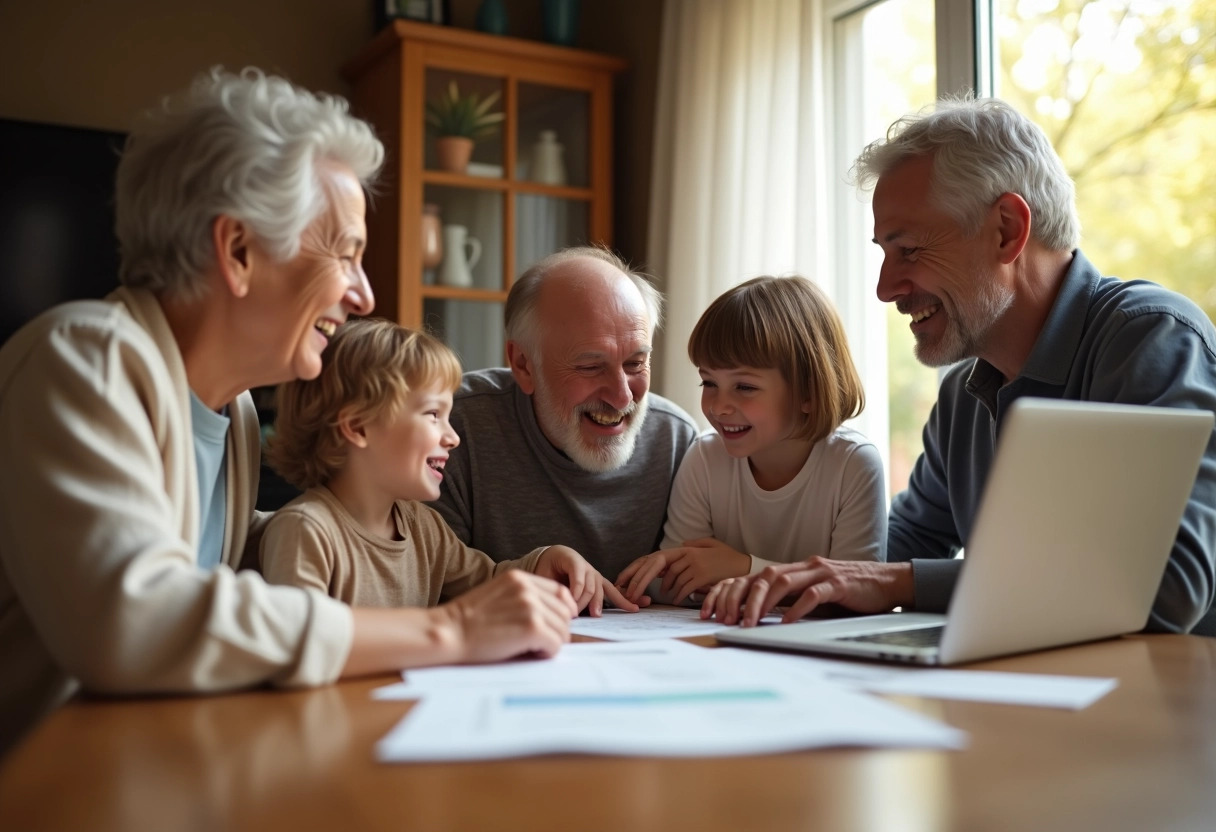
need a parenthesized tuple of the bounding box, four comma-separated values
(938, 399, 1212, 664)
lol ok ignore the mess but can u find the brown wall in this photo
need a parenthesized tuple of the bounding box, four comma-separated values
(0, 0, 374, 131)
(0, 0, 662, 267)
(580, 1, 664, 273)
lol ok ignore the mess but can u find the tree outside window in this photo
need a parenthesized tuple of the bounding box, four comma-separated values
(995, 0, 1216, 316)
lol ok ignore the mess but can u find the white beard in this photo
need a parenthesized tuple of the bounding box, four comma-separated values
(915, 274, 1015, 367)
(532, 374, 650, 473)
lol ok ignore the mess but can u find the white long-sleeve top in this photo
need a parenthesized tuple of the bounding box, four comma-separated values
(660, 428, 888, 572)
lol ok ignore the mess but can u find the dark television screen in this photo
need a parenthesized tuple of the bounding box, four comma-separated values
(0, 118, 301, 508)
(0, 118, 125, 345)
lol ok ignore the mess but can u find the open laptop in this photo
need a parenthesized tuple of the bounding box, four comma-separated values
(717, 398, 1213, 665)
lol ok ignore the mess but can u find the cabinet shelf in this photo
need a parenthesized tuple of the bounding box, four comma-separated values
(420, 286, 507, 302)
(345, 23, 625, 370)
(419, 170, 593, 201)
(421, 170, 510, 191)
(512, 181, 594, 201)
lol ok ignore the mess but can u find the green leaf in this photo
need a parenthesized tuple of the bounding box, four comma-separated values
(425, 81, 505, 139)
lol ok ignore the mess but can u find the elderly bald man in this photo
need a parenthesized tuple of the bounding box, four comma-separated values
(431, 246, 700, 585)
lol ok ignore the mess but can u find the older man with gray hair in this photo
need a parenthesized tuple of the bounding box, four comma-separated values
(432, 246, 700, 585)
(703, 96, 1216, 635)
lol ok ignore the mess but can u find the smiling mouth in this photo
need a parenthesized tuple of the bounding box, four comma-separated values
(720, 424, 750, 435)
(908, 305, 940, 324)
(586, 410, 626, 427)
(426, 457, 446, 478)
(315, 319, 338, 338)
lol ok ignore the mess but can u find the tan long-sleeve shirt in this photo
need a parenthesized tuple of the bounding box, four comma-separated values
(260, 486, 543, 607)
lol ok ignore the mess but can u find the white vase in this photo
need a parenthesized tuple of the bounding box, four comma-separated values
(530, 130, 567, 186)
(438, 224, 482, 288)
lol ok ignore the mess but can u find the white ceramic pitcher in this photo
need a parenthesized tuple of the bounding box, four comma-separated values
(438, 224, 481, 288)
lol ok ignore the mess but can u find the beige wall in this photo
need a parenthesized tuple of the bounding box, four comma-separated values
(0, 0, 662, 274)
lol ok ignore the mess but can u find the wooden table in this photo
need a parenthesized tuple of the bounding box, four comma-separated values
(2, 634, 1215, 832)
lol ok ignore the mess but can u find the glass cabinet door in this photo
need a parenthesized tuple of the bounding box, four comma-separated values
(422, 298, 504, 371)
(416, 68, 596, 371)
(422, 184, 504, 290)
(419, 65, 509, 370)
(514, 195, 589, 268)
(423, 69, 505, 176)
(511, 81, 594, 338)
(515, 83, 590, 188)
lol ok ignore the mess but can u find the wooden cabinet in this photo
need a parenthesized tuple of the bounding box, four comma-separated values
(343, 21, 626, 369)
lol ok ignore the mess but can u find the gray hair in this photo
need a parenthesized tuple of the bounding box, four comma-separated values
(849, 96, 1080, 252)
(505, 245, 664, 352)
(115, 67, 384, 300)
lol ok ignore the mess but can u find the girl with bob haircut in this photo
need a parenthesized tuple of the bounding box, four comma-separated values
(617, 275, 887, 606)
(261, 318, 626, 613)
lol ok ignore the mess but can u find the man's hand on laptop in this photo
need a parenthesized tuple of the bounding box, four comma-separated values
(700, 559, 916, 628)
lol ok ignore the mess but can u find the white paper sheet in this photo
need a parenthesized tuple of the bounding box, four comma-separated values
(375, 635, 1115, 711)
(375, 680, 966, 761)
(373, 640, 712, 700)
(710, 648, 1117, 710)
(859, 669, 1118, 709)
(568, 606, 778, 640)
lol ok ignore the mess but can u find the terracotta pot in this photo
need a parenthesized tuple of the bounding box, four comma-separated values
(435, 136, 474, 173)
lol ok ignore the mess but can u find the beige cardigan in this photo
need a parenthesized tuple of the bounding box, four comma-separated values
(0, 287, 353, 754)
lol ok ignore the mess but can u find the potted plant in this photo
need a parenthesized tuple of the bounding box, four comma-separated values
(425, 81, 504, 174)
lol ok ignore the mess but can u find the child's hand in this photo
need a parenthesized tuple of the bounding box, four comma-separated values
(616, 540, 751, 606)
(535, 545, 639, 617)
(656, 538, 751, 605)
(614, 550, 672, 605)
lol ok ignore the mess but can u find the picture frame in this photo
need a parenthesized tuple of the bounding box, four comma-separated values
(374, 0, 450, 32)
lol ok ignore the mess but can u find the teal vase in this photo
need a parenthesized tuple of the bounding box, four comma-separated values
(541, 0, 581, 46)
(476, 0, 509, 35)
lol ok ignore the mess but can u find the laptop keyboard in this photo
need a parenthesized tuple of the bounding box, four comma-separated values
(836, 625, 945, 648)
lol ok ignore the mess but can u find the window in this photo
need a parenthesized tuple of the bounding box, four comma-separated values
(829, 0, 942, 496)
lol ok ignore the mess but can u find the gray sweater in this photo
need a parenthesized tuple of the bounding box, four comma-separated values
(431, 368, 700, 580)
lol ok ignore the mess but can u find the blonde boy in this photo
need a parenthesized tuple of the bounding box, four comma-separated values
(261, 319, 632, 614)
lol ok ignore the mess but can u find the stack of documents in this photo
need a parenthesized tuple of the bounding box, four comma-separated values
(374, 640, 967, 762)
(564, 608, 1116, 708)
(373, 611, 1118, 763)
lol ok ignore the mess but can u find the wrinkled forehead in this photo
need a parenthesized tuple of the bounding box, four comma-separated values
(308, 160, 367, 237)
(536, 260, 652, 334)
(873, 154, 935, 213)
(871, 153, 961, 239)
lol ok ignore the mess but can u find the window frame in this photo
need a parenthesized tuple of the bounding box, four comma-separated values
(821, 0, 989, 494)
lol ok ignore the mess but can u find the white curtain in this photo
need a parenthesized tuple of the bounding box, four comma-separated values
(647, 0, 890, 470)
